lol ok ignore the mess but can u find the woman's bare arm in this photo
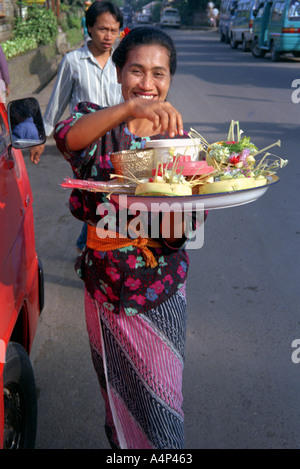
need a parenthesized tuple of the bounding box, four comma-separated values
(66, 101, 131, 151)
(66, 98, 183, 152)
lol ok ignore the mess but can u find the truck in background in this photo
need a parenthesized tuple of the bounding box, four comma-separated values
(160, 7, 181, 28)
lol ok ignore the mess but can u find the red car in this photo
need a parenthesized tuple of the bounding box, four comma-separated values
(0, 98, 45, 449)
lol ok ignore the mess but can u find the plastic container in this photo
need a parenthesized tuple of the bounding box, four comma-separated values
(144, 138, 201, 165)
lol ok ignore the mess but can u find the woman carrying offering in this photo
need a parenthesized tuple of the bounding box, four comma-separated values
(54, 26, 193, 449)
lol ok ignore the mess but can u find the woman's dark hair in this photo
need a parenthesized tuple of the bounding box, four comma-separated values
(86, 1, 123, 33)
(112, 26, 177, 76)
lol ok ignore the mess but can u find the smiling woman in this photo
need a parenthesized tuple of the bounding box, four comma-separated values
(118, 44, 171, 97)
(54, 26, 194, 450)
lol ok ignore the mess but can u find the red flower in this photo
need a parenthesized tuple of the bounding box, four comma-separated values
(229, 155, 240, 165)
(125, 277, 142, 290)
(150, 280, 165, 294)
(131, 294, 146, 305)
(126, 254, 138, 269)
(120, 27, 131, 39)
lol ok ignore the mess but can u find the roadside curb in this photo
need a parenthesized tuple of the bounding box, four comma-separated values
(9, 38, 83, 102)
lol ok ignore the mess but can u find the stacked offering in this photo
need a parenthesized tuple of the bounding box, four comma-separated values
(197, 121, 288, 194)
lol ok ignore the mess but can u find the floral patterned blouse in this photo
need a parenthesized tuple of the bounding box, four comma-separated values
(54, 102, 190, 316)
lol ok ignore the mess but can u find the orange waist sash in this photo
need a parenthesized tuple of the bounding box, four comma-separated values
(86, 224, 161, 268)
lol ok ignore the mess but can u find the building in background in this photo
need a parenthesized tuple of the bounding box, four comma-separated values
(0, 0, 15, 42)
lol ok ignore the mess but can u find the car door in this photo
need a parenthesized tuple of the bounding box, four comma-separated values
(0, 104, 30, 341)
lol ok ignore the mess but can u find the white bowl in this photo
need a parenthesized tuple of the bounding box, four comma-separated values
(145, 138, 201, 165)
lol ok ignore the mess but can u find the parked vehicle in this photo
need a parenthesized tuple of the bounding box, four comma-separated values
(229, 0, 261, 50)
(219, 0, 239, 42)
(251, 0, 300, 60)
(0, 97, 45, 449)
(160, 7, 181, 28)
(137, 12, 150, 24)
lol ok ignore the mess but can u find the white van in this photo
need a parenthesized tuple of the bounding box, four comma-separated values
(219, 0, 239, 42)
(160, 7, 181, 28)
(137, 12, 150, 23)
(229, 0, 261, 50)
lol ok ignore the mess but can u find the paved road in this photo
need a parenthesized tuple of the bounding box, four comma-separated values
(25, 29, 300, 449)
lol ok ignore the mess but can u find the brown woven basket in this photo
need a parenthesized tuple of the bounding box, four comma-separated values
(110, 148, 154, 182)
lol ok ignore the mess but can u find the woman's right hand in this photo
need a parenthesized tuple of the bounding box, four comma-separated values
(129, 97, 184, 138)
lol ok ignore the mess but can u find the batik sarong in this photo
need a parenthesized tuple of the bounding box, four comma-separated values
(84, 285, 187, 449)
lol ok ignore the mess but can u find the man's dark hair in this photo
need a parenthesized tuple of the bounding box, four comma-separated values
(86, 1, 123, 33)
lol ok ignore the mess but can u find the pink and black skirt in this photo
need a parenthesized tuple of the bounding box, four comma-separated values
(84, 284, 187, 449)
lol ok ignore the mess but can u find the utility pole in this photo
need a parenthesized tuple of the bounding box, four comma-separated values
(50, 0, 60, 17)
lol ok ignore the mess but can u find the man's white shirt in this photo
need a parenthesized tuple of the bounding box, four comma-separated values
(43, 41, 123, 136)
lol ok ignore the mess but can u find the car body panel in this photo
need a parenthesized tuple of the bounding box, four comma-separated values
(230, 0, 261, 46)
(0, 100, 43, 449)
(219, 0, 239, 41)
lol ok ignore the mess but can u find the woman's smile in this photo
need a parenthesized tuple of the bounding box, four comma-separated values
(132, 92, 156, 100)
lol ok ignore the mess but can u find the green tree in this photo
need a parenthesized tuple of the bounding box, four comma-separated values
(151, 1, 163, 22)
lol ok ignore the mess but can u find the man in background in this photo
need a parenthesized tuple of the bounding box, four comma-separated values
(30, 1, 123, 252)
(35, 1, 123, 150)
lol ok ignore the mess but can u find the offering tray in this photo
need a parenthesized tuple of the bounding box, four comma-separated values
(110, 176, 279, 212)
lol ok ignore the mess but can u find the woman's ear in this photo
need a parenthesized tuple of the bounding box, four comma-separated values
(116, 66, 122, 84)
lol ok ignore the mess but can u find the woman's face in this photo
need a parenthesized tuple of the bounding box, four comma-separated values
(117, 45, 172, 102)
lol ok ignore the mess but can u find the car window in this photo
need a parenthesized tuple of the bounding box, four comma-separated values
(288, 0, 300, 18)
(164, 9, 178, 17)
(271, 1, 285, 20)
(241, 2, 251, 17)
(256, 3, 265, 17)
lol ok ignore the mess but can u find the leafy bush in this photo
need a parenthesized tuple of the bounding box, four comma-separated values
(2, 36, 38, 59)
(3, 6, 58, 59)
(14, 6, 58, 46)
(67, 13, 81, 30)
